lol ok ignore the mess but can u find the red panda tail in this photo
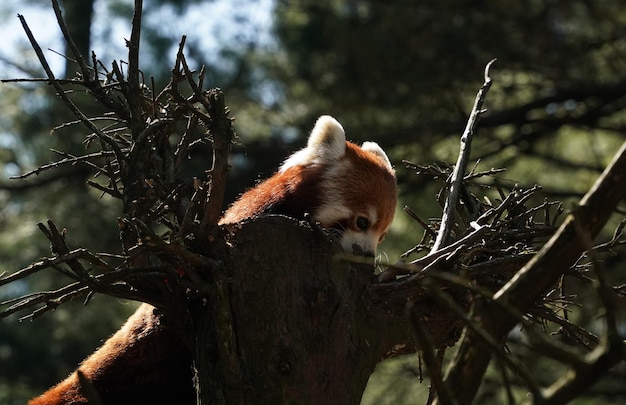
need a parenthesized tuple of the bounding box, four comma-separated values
(28, 377, 84, 405)
(28, 304, 195, 405)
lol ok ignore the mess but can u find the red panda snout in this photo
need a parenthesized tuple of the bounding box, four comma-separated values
(316, 205, 394, 257)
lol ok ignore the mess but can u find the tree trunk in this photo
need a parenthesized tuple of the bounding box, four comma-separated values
(192, 216, 462, 404)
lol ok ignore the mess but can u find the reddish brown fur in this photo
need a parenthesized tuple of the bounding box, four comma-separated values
(220, 141, 396, 232)
(332, 142, 397, 236)
(30, 122, 396, 405)
(219, 164, 323, 225)
(29, 305, 195, 405)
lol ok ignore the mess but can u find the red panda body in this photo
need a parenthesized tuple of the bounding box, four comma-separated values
(29, 116, 396, 404)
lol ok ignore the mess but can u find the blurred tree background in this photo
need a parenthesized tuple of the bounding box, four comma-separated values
(1, 0, 625, 403)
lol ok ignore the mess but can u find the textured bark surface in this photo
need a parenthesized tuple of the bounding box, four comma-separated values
(194, 215, 462, 405)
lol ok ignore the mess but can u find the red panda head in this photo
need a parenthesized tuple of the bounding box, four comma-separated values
(220, 115, 397, 257)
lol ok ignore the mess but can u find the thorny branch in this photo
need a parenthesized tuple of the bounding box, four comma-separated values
(0, 218, 214, 320)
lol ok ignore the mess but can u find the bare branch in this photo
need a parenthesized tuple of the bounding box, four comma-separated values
(16, 14, 125, 163)
(440, 139, 626, 402)
(51, 0, 92, 81)
(409, 299, 458, 405)
(432, 59, 496, 251)
(126, 0, 144, 136)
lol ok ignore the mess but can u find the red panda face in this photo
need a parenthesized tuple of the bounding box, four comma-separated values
(220, 115, 397, 257)
(314, 143, 396, 256)
(279, 116, 397, 256)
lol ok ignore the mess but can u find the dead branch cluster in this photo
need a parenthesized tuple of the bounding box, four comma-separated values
(396, 157, 626, 403)
(375, 62, 626, 404)
(1, 0, 233, 320)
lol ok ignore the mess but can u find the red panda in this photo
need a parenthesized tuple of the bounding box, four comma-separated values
(29, 115, 397, 405)
(220, 115, 397, 256)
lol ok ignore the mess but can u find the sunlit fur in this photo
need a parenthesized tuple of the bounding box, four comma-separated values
(220, 115, 397, 256)
(30, 116, 397, 405)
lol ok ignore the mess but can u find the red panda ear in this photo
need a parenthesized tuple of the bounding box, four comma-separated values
(362, 141, 394, 172)
(307, 115, 346, 160)
(280, 115, 347, 171)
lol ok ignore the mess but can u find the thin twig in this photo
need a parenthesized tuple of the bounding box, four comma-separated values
(440, 139, 626, 403)
(16, 14, 125, 163)
(126, 0, 144, 137)
(408, 300, 457, 405)
(426, 284, 542, 399)
(432, 59, 496, 251)
(404, 205, 438, 238)
(51, 0, 92, 81)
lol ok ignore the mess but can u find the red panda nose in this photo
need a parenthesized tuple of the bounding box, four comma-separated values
(352, 243, 375, 257)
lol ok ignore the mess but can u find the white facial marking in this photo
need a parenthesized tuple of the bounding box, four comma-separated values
(315, 201, 385, 256)
(341, 230, 379, 256)
(366, 207, 378, 226)
(314, 205, 351, 228)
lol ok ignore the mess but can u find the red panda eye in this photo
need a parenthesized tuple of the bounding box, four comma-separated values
(356, 216, 369, 231)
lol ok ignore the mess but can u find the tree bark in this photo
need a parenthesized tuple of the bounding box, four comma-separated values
(193, 216, 462, 404)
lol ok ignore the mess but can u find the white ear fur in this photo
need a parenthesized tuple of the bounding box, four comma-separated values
(306, 115, 346, 160)
(280, 115, 347, 171)
(361, 141, 393, 170)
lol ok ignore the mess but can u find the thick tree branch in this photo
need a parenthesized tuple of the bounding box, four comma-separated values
(440, 139, 626, 403)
